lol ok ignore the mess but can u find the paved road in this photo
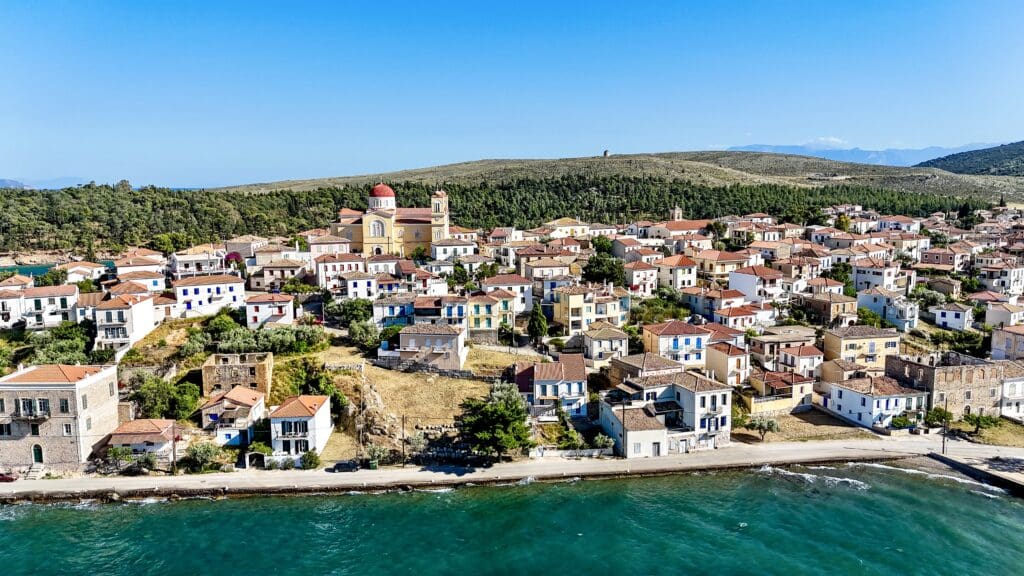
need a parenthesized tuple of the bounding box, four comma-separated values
(3, 435, 1022, 500)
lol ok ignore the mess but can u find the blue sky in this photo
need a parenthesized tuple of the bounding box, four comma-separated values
(2, 1, 1022, 187)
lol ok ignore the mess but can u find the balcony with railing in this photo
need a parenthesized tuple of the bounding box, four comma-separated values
(13, 409, 50, 421)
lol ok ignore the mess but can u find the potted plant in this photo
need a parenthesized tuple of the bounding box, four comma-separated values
(366, 444, 389, 469)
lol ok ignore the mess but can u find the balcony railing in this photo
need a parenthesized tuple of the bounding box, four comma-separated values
(13, 409, 51, 421)
(279, 430, 309, 438)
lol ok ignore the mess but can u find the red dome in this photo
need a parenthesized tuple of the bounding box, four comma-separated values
(370, 183, 395, 198)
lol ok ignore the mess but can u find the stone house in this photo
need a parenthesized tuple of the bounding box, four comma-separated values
(201, 353, 275, 397)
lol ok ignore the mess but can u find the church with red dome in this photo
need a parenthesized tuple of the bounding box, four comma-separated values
(329, 184, 450, 257)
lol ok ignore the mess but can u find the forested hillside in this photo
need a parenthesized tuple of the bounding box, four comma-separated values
(917, 141, 1024, 176)
(0, 177, 989, 253)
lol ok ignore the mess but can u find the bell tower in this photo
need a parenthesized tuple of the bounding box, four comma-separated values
(431, 189, 450, 241)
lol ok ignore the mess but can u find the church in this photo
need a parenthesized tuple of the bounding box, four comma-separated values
(329, 184, 451, 256)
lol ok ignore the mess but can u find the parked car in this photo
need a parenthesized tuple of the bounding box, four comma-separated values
(330, 460, 360, 473)
(0, 473, 18, 482)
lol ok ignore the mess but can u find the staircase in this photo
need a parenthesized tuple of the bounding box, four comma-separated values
(25, 463, 46, 480)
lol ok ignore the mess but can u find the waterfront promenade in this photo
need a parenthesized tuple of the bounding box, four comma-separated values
(3, 436, 1023, 501)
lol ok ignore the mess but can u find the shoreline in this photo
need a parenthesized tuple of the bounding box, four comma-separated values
(0, 436, 985, 504)
(3, 437, 1021, 504)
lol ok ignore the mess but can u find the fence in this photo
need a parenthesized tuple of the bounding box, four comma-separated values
(529, 447, 613, 459)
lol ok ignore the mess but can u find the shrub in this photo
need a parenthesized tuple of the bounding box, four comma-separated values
(265, 459, 280, 470)
(890, 415, 913, 429)
(925, 407, 953, 427)
(280, 458, 296, 470)
(300, 451, 321, 470)
(366, 444, 390, 464)
(591, 433, 614, 449)
(184, 442, 223, 472)
(248, 442, 273, 456)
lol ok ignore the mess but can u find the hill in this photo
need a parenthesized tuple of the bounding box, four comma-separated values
(0, 179, 24, 189)
(727, 144, 994, 167)
(916, 141, 1024, 176)
(209, 151, 1024, 199)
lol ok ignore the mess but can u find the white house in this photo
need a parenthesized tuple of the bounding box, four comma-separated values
(245, 294, 296, 329)
(315, 253, 365, 292)
(169, 245, 227, 279)
(624, 261, 658, 297)
(106, 419, 176, 457)
(341, 271, 378, 300)
(114, 256, 164, 277)
(823, 376, 928, 430)
(430, 238, 476, 262)
(200, 386, 267, 447)
(654, 255, 698, 291)
(1000, 361, 1024, 423)
(308, 235, 352, 259)
(582, 322, 629, 369)
(117, 271, 167, 293)
(513, 354, 588, 421)
(599, 370, 732, 458)
(270, 395, 332, 462)
(985, 302, 1024, 329)
(728, 265, 786, 303)
(641, 320, 711, 370)
(22, 285, 79, 330)
(0, 290, 26, 329)
(172, 274, 245, 317)
(94, 294, 157, 360)
(778, 345, 824, 379)
(930, 302, 973, 332)
(481, 274, 534, 314)
(55, 261, 107, 283)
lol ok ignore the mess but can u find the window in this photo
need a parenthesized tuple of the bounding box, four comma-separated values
(965, 390, 972, 400)
(109, 382, 116, 397)
(632, 443, 641, 455)
(700, 396, 706, 408)
(0, 423, 10, 436)
(81, 394, 88, 409)
(30, 423, 40, 436)
(860, 398, 865, 407)
(86, 418, 92, 431)
(837, 390, 844, 399)
(63, 423, 72, 436)
(0, 398, 4, 413)
(990, 388, 997, 397)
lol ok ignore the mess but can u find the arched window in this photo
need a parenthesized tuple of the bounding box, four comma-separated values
(370, 220, 385, 238)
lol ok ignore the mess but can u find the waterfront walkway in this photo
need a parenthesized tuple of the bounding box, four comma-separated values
(4, 436, 1024, 501)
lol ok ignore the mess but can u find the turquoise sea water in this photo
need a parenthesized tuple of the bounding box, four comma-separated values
(1, 462, 1022, 575)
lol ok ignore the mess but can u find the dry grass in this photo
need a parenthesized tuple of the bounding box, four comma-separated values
(128, 316, 208, 365)
(208, 152, 1024, 201)
(465, 346, 542, 376)
(733, 410, 879, 443)
(371, 366, 489, 422)
(951, 419, 1024, 448)
(320, 429, 359, 462)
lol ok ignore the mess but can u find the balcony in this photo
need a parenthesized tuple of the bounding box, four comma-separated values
(13, 409, 50, 421)
(705, 405, 725, 415)
(279, 429, 309, 438)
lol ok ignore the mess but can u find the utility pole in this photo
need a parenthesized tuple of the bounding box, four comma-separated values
(401, 414, 407, 466)
(171, 421, 178, 474)
(941, 396, 949, 455)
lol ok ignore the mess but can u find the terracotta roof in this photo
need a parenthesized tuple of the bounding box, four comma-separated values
(110, 418, 175, 436)
(733, 265, 783, 279)
(780, 345, 823, 357)
(109, 281, 150, 296)
(316, 253, 364, 263)
(173, 274, 244, 287)
(613, 406, 666, 431)
(612, 353, 683, 372)
(400, 323, 463, 335)
(0, 364, 108, 385)
(24, 285, 77, 298)
(482, 274, 531, 286)
(118, 271, 165, 281)
(709, 342, 746, 356)
(0, 289, 22, 299)
(246, 294, 294, 304)
(0, 274, 32, 287)
(97, 294, 151, 310)
(202, 385, 265, 409)
(271, 395, 329, 418)
(115, 256, 162, 267)
(835, 376, 920, 397)
(370, 183, 395, 198)
(533, 354, 586, 382)
(643, 320, 711, 336)
(55, 261, 105, 270)
(827, 326, 900, 339)
(654, 255, 697, 268)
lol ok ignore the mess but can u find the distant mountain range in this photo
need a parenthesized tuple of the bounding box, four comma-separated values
(916, 141, 1024, 176)
(0, 176, 88, 190)
(727, 143, 996, 167)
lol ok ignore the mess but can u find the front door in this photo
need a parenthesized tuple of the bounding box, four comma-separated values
(32, 444, 43, 464)
(652, 442, 661, 457)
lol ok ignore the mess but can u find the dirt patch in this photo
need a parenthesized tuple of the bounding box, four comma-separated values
(732, 410, 879, 443)
(128, 317, 208, 365)
(320, 428, 359, 462)
(952, 419, 1024, 448)
(465, 346, 542, 377)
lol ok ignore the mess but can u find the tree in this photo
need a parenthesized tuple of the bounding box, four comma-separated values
(527, 305, 547, 345)
(924, 407, 953, 427)
(706, 220, 728, 240)
(409, 246, 429, 264)
(963, 412, 1001, 434)
(132, 376, 199, 420)
(450, 263, 469, 286)
(291, 235, 310, 251)
(591, 433, 614, 449)
(591, 235, 613, 255)
(328, 298, 373, 328)
(461, 382, 535, 460)
(33, 268, 68, 287)
(299, 450, 322, 470)
(835, 214, 851, 232)
(407, 432, 428, 457)
(107, 446, 133, 470)
(348, 321, 380, 351)
(743, 416, 780, 441)
(185, 442, 223, 472)
(582, 252, 625, 286)
(289, 358, 349, 418)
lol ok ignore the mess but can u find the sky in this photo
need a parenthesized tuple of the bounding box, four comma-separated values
(2, 1, 1023, 188)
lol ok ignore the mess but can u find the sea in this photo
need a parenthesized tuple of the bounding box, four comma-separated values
(1, 462, 1021, 575)
(0, 260, 114, 277)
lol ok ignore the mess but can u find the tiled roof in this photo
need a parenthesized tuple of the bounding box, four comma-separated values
(24, 285, 77, 297)
(271, 395, 329, 418)
(642, 320, 711, 336)
(827, 326, 899, 339)
(246, 294, 294, 304)
(0, 364, 108, 385)
(400, 323, 463, 335)
(173, 274, 243, 287)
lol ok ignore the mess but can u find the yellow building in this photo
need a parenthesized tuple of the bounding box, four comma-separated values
(467, 290, 515, 332)
(822, 326, 901, 372)
(551, 285, 627, 336)
(330, 184, 450, 257)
